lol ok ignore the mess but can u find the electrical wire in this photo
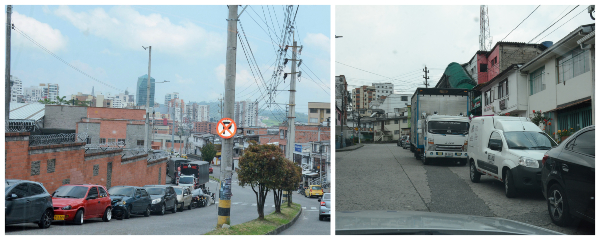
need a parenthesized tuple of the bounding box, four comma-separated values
(499, 5, 540, 42)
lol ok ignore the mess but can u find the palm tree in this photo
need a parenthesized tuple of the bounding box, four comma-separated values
(38, 97, 56, 105)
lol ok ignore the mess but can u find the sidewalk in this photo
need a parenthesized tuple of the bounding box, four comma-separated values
(336, 143, 364, 152)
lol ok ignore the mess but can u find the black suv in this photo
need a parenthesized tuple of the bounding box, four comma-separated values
(109, 186, 152, 219)
(5, 179, 54, 228)
(143, 185, 178, 215)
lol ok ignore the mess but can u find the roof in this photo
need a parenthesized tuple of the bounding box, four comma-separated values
(549, 97, 591, 112)
(437, 62, 477, 89)
(9, 102, 46, 120)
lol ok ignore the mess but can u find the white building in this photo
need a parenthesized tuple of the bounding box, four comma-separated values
(372, 82, 394, 100)
(234, 100, 259, 127)
(10, 76, 23, 102)
(198, 105, 210, 122)
(105, 92, 134, 108)
(24, 85, 44, 102)
(165, 92, 179, 105)
(479, 64, 528, 118)
(370, 93, 411, 116)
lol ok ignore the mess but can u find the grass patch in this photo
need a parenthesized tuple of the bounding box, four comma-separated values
(205, 203, 301, 235)
(209, 176, 219, 182)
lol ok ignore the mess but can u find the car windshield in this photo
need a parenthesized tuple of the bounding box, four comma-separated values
(504, 131, 557, 150)
(53, 186, 88, 198)
(109, 187, 133, 197)
(179, 177, 194, 184)
(174, 188, 183, 195)
(312, 186, 322, 190)
(428, 121, 469, 134)
(145, 188, 165, 195)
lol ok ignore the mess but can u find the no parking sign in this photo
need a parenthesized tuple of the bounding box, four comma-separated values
(216, 118, 237, 139)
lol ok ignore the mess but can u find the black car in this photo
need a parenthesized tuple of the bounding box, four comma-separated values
(5, 179, 54, 229)
(109, 186, 152, 220)
(144, 185, 178, 215)
(541, 125, 594, 227)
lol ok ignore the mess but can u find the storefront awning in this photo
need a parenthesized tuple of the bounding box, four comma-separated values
(548, 97, 591, 112)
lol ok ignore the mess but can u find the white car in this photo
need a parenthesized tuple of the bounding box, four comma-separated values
(318, 193, 330, 221)
(172, 186, 193, 211)
(467, 116, 557, 198)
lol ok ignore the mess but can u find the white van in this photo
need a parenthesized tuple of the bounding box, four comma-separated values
(467, 116, 557, 198)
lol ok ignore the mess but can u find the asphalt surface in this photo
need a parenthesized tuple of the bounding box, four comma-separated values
(7, 165, 329, 235)
(336, 143, 594, 235)
(278, 192, 331, 235)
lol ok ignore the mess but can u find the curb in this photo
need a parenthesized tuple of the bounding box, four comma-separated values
(265, 206, 303, 235)
(335, 144, 364, 152)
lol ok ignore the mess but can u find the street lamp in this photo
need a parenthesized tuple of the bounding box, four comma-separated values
(335, 35, 343, 38)
(142, 46, 152, 152)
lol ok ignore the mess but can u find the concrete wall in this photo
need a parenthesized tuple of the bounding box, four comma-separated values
(126, 124, 147, 148)
(77, 122, 101, 144)
(44, 105, 87, 130)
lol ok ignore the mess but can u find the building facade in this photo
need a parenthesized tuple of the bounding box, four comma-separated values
(136, 74, 155, 106)
(307, 102, 330, 125)
(372, 82, 394, 100)
(352, 85, 376, 116)
(10, 75, 23, 102)
(165, 92, 179, 105)
(234, 100, 259, 127)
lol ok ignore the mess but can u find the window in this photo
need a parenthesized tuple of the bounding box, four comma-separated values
(326, 109, 330, 114)
(488, 132, 502, 150)
(310, 108, 318, 113)
(108, 138, 116, 143)
(403, 119, 407, 123)
(394, 130, 400, 135)
(86, 137, 92, 144)
(491, 57, 497, 67)
(100, 138, 106, 144)
(29, 183, 45, 195)
(394, 120, 399, 124)
(10, 183, 29, 198)
(309, 118, 319, 123)
(480, 63, 488, 72)
(137, 140, 144, 146)
(99, 187, 108, 198)
(401, 96, 408, 101)
(558, 47, 590, 83)
(118, 139, 125, 143)
(529, 66, 545, 95)
(484, 90, 490, 106)
(498, 82, 503, 99)
(141, 189, 149, 198)
(570, 130, 594, 156)
(87, 187, 98, 198)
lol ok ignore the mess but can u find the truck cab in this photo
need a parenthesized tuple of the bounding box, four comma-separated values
(421, 114, 470, 165)
(467, 116, 557, 198)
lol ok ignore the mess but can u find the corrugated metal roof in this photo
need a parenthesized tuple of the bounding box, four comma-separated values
(9, 102, 46, 120)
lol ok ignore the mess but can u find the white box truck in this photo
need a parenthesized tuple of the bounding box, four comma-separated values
(410, 88, 471, 165)
(467, 116, 557, 198)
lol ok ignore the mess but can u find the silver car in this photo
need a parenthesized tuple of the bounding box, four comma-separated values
(318, 193, 330, 221)
(173, 186, 192, 212)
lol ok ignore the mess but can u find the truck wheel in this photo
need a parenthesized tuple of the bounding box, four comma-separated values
(459, 159, 467, 166)
(469, 160, 481, 183)
(504, 169, 518, 198)
(422, 155, 430, 165)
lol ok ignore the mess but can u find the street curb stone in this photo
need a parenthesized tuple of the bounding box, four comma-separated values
(336, 143, 364, 152)
(265, 206, 303, 235)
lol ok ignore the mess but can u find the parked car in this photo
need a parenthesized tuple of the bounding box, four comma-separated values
(318, 193, 331, 221)
(397, 136, 405, 147)
(542, 125, 594, 227)
(403, 138, 410, 149)
(468, 116, 557, 198)
(209, 167, 213, 174)
(108, 186, 152, 220)
(305, 185, 324, 198)
(173, 186, 193, 211)
(144, 185, 178, 215)
(190, 188, 209, 208)
(5, 179, 54, 229)
(52, 184, 112, 225)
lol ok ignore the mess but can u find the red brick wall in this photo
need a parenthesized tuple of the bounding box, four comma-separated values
(87, 107, 145, 120)
(278, 125, 331, 146)
(5, 133, 167, 194)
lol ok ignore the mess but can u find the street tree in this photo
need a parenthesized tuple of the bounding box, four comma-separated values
(237, 141, 285, 219)
(200, 142, 217, 163)
(284, 160, 302, 207)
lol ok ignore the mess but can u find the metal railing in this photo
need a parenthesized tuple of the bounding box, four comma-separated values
(29, 132, 89, 146)
(6, 119, 41, 133)
(85, 141, 126, 150)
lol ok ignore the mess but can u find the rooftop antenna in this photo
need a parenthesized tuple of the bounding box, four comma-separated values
(479, 5, 492, 51)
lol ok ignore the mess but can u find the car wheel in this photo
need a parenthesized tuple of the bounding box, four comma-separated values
(124, 205, 132, 219)
(102, 207, 112, 222)
(504, 169, 518, 198)
(422, 155, 430, 165)
(144, 205, 151, 217)
(319, 215, 323, 221)
(160, 204, 166, 215)
(188, 202, 192, 210)
(172, 201, 178, 213)
(38, 208, 53, 229)
(74, 209, 84, 225)
(470, 160, 481, 183)
(548, 184, 572, 227)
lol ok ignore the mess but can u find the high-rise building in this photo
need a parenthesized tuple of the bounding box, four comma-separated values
(198, 105, 210, 122)
(165, 92, 179, 105)
(136, 74, 155, 106)
(24, 85, 44, 102)
(234, 100, 259, 127)
(372, 82, 394, 100)
(168, 98, 185, 123)
(10, 76, 23, 102)
(308, 102, 330, 125)
(352, 85, 376, 111)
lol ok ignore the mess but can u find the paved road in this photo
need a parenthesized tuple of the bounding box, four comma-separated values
(279, 192, 331, 235)
(336, 144, 594, 235)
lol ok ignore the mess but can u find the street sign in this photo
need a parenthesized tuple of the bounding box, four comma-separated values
(295, 144, 302, 153)
(216, 118, 237, 139)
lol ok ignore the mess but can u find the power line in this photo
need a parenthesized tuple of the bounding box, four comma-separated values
(499, 5, 540, 42)
(537, 7, 588, 43)
(529, 5, 579, 43)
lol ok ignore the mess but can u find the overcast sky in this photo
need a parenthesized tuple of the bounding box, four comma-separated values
(335, 5, 595, 94)
(8, 5, 330, 114)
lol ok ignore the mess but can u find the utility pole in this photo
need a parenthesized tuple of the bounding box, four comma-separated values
(171, 104, 175, 153)
(5, 5, 12, 121)
(423, 66, 430, 88)
(218, 4, 238, 229)
(318, 124, 321, 186)
(286, 38, 301, 162)
(143, 46, 152, 151)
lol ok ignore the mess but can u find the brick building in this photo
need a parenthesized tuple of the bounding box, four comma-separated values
(193, 121, 217, 134)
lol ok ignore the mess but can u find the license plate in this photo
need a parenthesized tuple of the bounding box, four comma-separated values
(445, 152, 453, 157)
(54, 215, 65, 220)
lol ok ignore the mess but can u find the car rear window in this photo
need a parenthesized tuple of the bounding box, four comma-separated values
(53, 186, 88, 199)
(323, 194, 330, 200)
(312, 186, 322, 190)
(174, 188, 183, 195)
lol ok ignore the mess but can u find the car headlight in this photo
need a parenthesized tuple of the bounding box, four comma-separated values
(152, 198, 162, 204)
(518, 156, 539, 168)
(61, 205, 72, 210)
(120, 201, 127, 205)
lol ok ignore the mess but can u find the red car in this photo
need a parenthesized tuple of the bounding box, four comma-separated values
(52, 184, 112, 224)
(209, 167, 213, 174)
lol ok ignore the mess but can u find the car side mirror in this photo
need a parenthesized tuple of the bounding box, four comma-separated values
(7, 193, 18, 200)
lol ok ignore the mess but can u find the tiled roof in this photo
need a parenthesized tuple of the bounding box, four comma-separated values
(9, 102, 46, 120)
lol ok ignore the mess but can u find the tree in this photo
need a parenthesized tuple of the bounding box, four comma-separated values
(38, 97, 56, 105)
(237, 141, 285, 219)
(55, 96, 69, 105)
(200, 142, 217, 163)
(283, 160, 302, 207)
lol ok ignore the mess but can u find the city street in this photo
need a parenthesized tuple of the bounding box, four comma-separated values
(7, 165, 329, 235)
(336, 144, 594, 235)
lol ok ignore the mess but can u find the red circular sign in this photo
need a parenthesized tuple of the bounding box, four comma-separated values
(216, 118, 237, 139)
